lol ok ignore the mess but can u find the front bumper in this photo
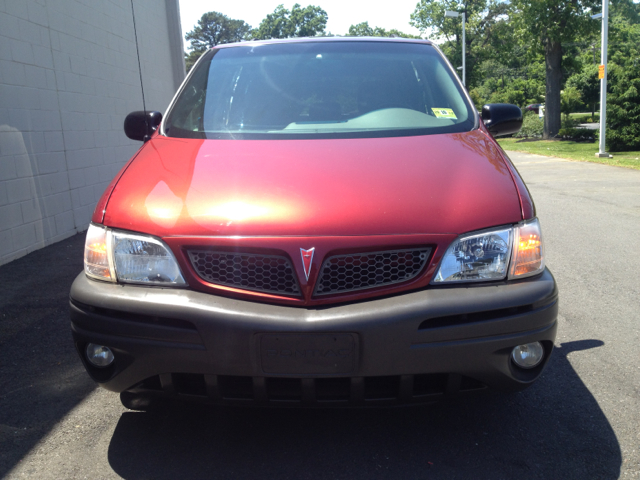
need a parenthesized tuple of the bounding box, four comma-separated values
(70, 269, 558, 406)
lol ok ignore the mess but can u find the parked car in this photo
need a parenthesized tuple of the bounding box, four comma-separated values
(525, 103, 544, 114)
(70, 37, 557, 409)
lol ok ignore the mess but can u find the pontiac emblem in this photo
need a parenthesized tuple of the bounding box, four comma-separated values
(300, 248, 315, 281)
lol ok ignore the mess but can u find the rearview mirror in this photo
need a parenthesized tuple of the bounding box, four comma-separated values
(124, 111, 163, 142)
(482, 104, 523, 137)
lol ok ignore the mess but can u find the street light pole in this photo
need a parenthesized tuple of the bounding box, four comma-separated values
(593, 2, 609, 158)
(445, 10, 466, 86)
(462, 12, 466, 86)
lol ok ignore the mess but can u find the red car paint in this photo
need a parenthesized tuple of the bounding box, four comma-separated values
(103, 131, 523, 236)
(478, 121, 535, 219)
(96, 128, 532, 306)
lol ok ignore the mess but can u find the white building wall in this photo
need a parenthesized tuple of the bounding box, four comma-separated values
(0, 0, 185, 265)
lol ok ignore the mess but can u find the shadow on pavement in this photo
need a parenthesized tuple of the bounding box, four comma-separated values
(0, 234, 96, 476)
(108, 339, 620, 479)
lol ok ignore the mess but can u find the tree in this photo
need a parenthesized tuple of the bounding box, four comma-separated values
(607, 1, 640, 71)
(348, 21, 377, 36)
(510, 0, 599, 138)
(560, 86, 582, 115)
(347, 21, 421, 38)
(566, 64, 600, 118)
(487, 77, 545, 107)
(410, 0, 513, 88)
(253, 4, 328, 39)
(184, 12, 252, 71)
(599, 0, 640, 149)
(605, 62, 640, 151)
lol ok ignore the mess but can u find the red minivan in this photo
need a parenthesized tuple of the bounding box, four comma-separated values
(70, 38, 557, 409)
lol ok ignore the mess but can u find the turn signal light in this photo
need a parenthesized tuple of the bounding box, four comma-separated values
(84, 225, 113, 281)
(510, 219, 544, 278)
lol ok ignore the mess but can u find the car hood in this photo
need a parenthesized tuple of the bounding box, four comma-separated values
(103, 130, 522, 237)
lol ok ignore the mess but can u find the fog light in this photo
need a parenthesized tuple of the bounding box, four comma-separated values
(511, 342, 544, 369)
(86, 343, 114, 367)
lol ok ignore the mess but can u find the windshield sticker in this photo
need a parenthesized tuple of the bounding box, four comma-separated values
(431, 108, 457, 119)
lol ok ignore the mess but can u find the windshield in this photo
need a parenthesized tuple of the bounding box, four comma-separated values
(164, 41, 476, 140)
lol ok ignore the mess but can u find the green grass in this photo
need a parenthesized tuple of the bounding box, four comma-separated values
(497, 138, 640, 170)
(569, 112, 599, 123)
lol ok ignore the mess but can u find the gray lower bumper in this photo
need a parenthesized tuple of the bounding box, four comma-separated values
(70, 269, 558, 401)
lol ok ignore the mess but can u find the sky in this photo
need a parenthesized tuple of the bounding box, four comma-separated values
(178, 0, 424, 50)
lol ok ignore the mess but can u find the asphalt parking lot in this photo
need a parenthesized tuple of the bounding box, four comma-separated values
(1, 150, 639, 479)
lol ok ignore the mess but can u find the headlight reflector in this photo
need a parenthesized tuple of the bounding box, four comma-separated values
(433, 228, 512, 283)
(83, 224, 186, 286)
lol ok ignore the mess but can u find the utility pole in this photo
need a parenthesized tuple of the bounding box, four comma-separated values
(445, 10, 466, 86)
(462, 11, 465, 86)
(592, 2, 609, 158)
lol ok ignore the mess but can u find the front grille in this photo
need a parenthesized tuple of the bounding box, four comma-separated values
(314, 248, 431, 296)
(188, 250, 301, 297)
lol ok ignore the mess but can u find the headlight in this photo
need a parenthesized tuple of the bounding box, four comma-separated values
(432, 218, 544, 284)
(83, 224, 186, 286)
(432, 227, 512, 283)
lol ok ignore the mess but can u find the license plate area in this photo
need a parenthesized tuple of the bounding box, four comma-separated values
(259, 333, 358, 375)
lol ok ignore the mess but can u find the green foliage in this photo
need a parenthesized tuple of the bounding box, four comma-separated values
(605, 63, 640, 151)
(410, 0, 511, 87)
(514, 112, 544, 138)
(347, 22, 377, 37)
(561, 86, 582, 115)
(566, 64, 599, 114)
(185, 12, 251, 50)
(608, 1, 640, 70)
(572, 113, 599, 123)
(561, 114, 579, 129)
(510, 0, 599, 50)
(490, 78, 544, 107)
(184, 50, 202, 72)
(558, 128, 595, 141)
(600, 1, 640, 150)
(184, 11, 251, 71)
(253, 4, 327, 39)
(468, 88, 484, 111)
(489, 85, 525, 106)
(469, 56, 545, 108)
(347, 21, 420, 38)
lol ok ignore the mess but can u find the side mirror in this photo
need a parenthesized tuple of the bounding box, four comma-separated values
(124, 111, 163, 142)
(482, 104, 523, 137)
